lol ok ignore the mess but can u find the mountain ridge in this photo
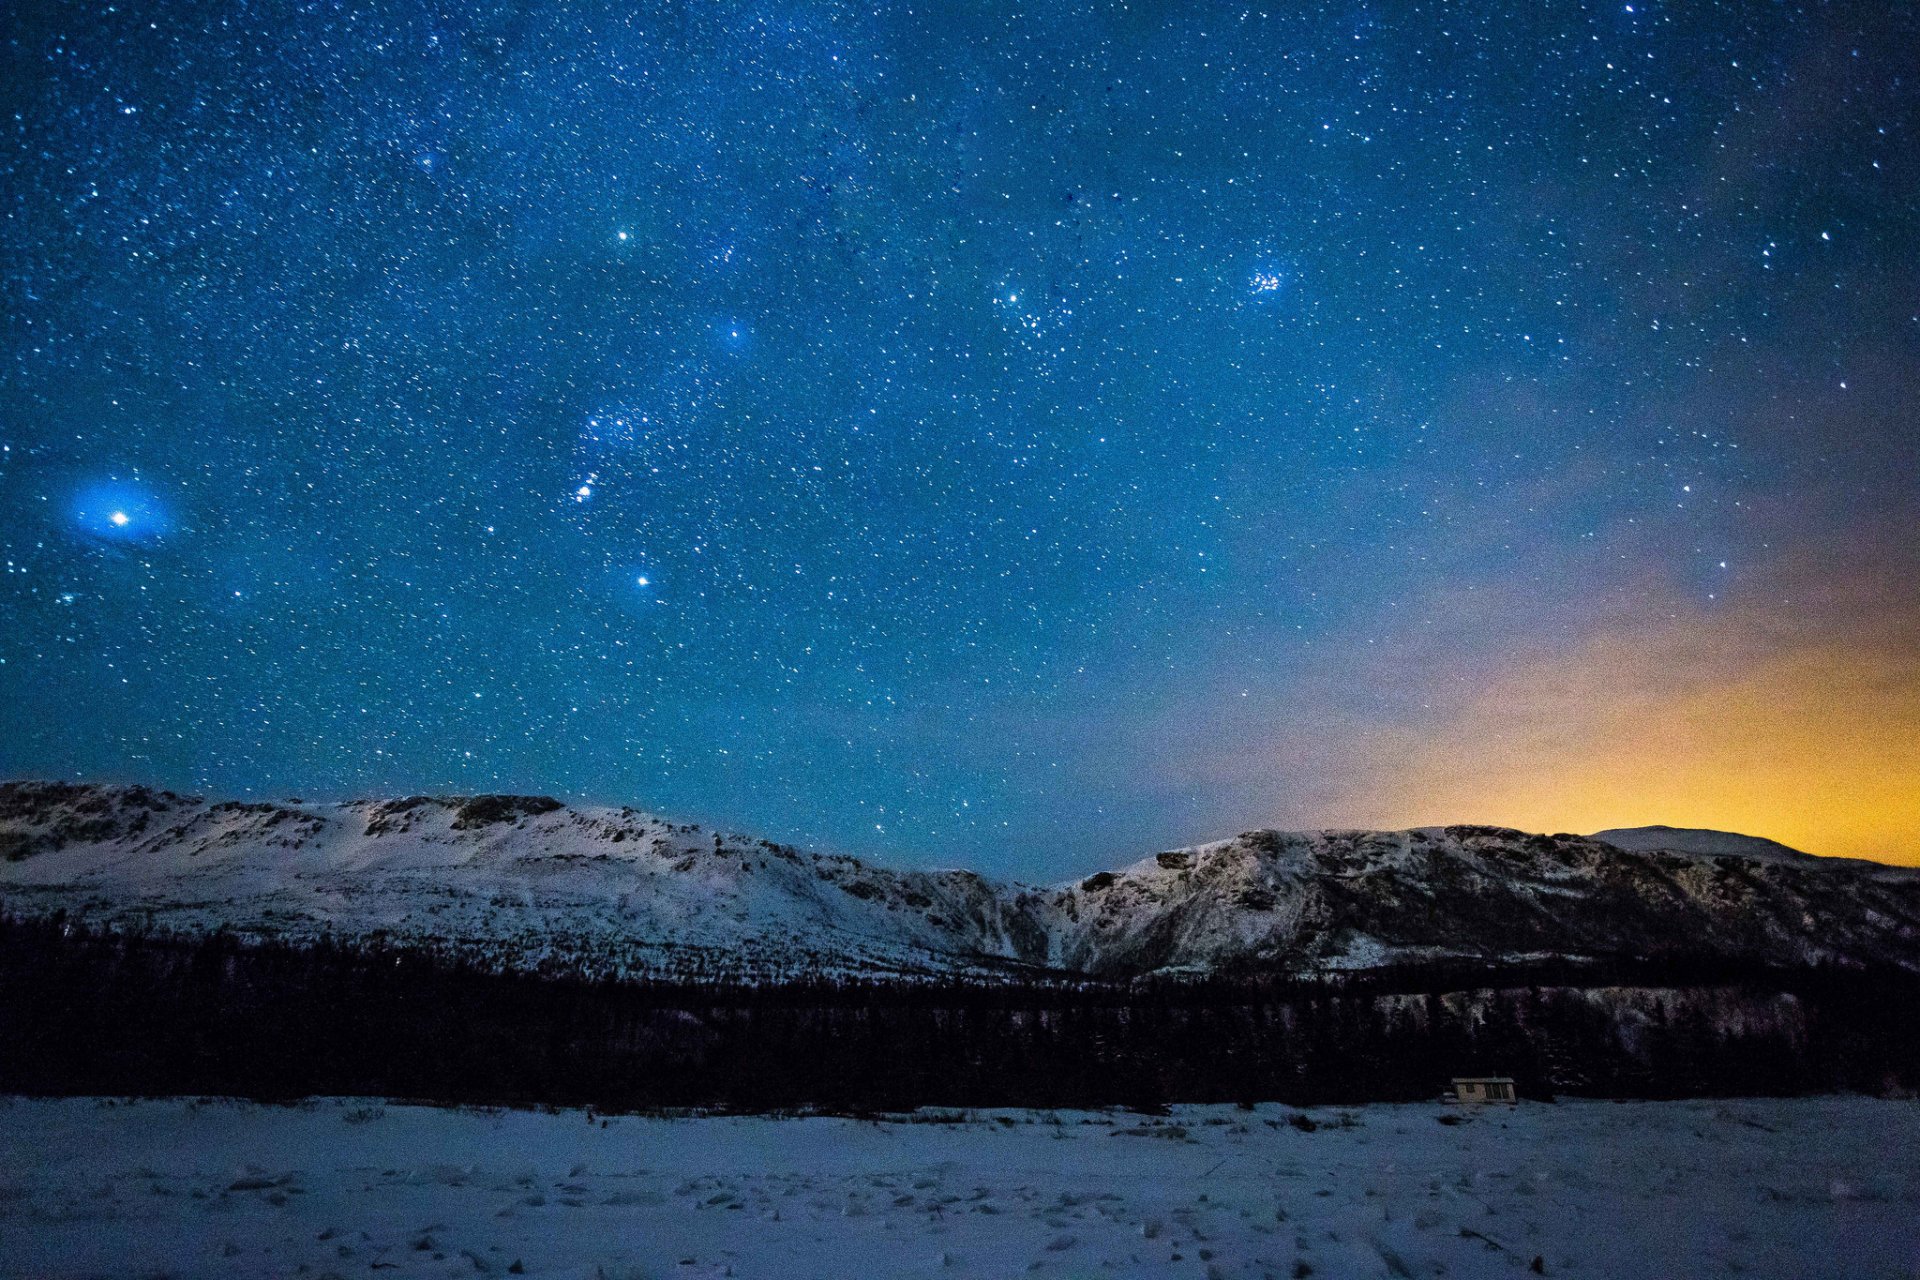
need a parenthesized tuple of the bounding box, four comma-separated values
(3, 780, 1917, 982)
(1588, 825, 1828, 866)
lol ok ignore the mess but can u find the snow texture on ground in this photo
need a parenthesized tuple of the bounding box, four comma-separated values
(0, 1096, 1914, 1278)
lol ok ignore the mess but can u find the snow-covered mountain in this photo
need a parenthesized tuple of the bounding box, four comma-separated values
(3, 781, 1918, 980)
(1589, 825, 1823, 866)
(1052, 824, 1920, 975)
(0, 782, 1050, 981)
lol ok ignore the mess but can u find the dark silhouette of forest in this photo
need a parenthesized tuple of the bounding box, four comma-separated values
(3, 913, 1916, 1109)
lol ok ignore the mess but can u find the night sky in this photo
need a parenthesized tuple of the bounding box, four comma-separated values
(3, 1, 1917, 877)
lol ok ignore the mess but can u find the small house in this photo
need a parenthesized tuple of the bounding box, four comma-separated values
(1451, 1076, 1517, 1104)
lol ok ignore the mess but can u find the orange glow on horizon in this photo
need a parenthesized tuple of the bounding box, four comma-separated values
(1359, 644, 1920, 867)
(1331, 630, 1920, 866)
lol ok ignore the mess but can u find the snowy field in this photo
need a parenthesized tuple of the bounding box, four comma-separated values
(0, 1096, 1915, 1279)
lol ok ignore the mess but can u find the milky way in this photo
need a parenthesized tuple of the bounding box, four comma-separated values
(3, 1, 1916, 874)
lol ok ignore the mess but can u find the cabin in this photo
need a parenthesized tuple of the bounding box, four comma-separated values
(1451, 1076, 1518, 1104)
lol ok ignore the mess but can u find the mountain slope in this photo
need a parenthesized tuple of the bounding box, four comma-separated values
(3, 781, 1918, 980)
(0, 782, 1050, 981)
(1049, 825, 1920, 976)
(1590, 825, 1822, 866)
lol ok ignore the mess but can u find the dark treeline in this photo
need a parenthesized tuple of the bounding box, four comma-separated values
(3, 913, 1916, 1110)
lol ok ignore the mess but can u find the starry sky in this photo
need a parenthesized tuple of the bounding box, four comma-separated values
(3, 0, 1917, 877)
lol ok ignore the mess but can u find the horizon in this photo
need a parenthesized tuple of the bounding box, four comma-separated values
(11, 773, 1915, 878)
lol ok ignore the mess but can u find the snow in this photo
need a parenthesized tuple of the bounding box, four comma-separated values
(1590, 826, 1822, 865)
(6, 783, 1920, 982)
(0, 1095, 1914, 1279)
(0, 786, 1048, 981)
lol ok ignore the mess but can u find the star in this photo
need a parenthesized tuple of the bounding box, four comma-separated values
(0, 0, 1909, 881)
(71, 483, 167, 541)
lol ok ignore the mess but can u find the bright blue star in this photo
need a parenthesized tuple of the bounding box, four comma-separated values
(71, 482, 169, 543)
